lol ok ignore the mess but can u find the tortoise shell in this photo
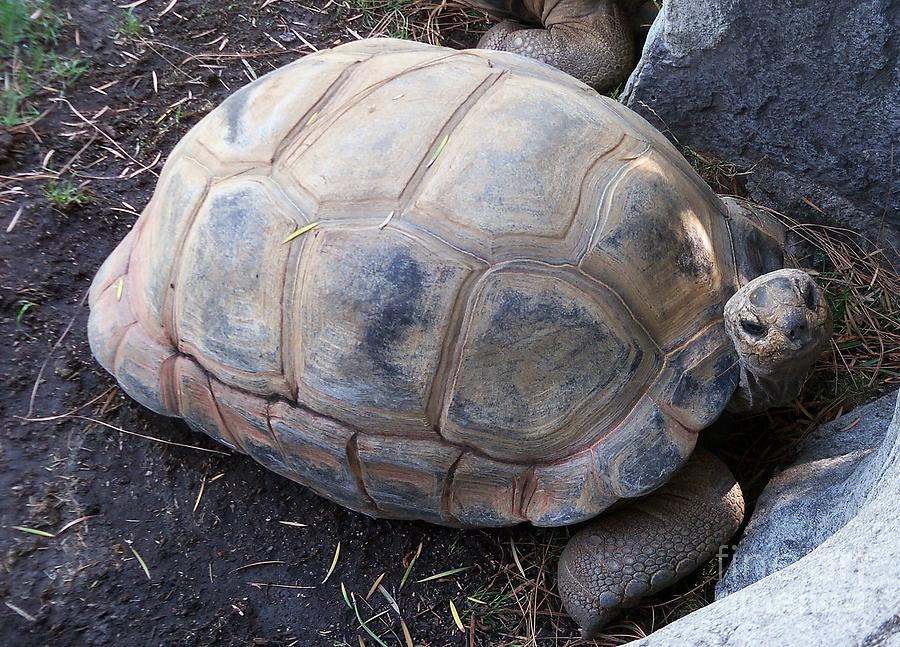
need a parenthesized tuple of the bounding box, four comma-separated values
(88, 39, 742, 528)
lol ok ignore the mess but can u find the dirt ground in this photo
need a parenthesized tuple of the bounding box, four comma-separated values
(3, 1, 890, 646)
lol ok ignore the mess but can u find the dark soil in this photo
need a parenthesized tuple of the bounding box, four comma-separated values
(0, 2, 786, 646)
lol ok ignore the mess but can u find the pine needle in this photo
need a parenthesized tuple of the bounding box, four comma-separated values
(246, 582, 314, 590)
(449, 599, 465, 632)
(57, 515, 95, 535)
(192, 474, 206, 513)
(129, 543, 151, 580)
(416, 566, 472, 583)
(510, 538, 526, 578)
(322, 541, 340, 583)
(4, 602, 36, 622)
(378, 210, 395, 229)
(377, 584, 400, 615)
(426, 134, 449, 168)
(366, 572, 385, 600)
(399, 617, 414, 647)
(229, 560, 285, 574)
(351, 593, 389, 647)
(281, 221, 319, 245)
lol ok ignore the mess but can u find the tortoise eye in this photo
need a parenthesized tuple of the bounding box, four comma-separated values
(803, 282, 819, 311)
(740, 319, 766, 337)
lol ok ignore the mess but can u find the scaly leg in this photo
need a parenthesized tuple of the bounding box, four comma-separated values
(557, 449, 744, 638)
(476, 1, 634, 91)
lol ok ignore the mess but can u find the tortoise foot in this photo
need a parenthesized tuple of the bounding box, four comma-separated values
(557, 449, 744, 638)
(475, 4, 634, 91)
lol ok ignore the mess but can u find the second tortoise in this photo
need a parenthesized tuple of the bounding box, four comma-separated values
(464, 0, 658, 91)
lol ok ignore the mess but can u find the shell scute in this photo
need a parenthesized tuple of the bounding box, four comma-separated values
(174, 178, 297, 397)
(129, 156, 209, 342)
(443, 264, 661, 462)
(292, 225, 479, 434)
(269, 400, 374, 515)
(593, 394, 695, 499)
(356, 435, 461, 524)
(192, 51, 369, 165)
(280, 51, 494, 211)
(409, 74, 646, 264)
(580, 152, 737, 349)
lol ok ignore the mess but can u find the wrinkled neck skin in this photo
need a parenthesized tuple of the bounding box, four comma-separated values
(727, 360, 811, 414)
(721, 199, 831, 414)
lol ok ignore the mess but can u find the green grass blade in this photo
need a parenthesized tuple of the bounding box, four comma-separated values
(399, 542, 422, 590)
(415, 566, 472, 584)
(351, 593, 389, 647)
(281, 221, 319, 245)
(13, 525, 54, 538)
(426, 134, 449, 168)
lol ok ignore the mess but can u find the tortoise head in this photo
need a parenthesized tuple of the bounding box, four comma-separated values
(723, 269, 832, 412)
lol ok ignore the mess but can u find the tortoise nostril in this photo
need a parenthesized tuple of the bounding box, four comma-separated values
(802, 282, 819, 311)
(788, 323, 808, 341)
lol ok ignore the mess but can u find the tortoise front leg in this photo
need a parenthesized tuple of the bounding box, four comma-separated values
(476, 0, 634, 91)
(557, 449, 744, 638)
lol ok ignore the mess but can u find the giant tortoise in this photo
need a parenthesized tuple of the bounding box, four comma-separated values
(88, 39, 832, 637)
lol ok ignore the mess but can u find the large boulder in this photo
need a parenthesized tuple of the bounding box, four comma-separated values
(628, 389, 900, 645)
(717, 389, 900, 596)
(621, 0, 900, 251)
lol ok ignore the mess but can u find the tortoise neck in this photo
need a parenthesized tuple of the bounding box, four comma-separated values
(727, 361, 809, 414)
(721, 197, 788, 288)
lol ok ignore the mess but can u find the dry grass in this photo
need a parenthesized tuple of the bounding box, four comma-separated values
(788, 218, 900, 421)
(339, 0, 489, 45)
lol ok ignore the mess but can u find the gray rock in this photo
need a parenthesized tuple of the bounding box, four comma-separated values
(628, 389, 900, 646)
(622, 0, 900, 251)
(716, 389, 900, 595)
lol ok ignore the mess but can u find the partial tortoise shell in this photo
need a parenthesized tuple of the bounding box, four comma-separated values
(88, 39, 743, 528)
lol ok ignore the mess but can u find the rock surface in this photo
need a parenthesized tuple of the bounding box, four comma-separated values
(622, 0, 900, 251)
(628, 389, 900, 646)
(716, 389, 900, 596)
